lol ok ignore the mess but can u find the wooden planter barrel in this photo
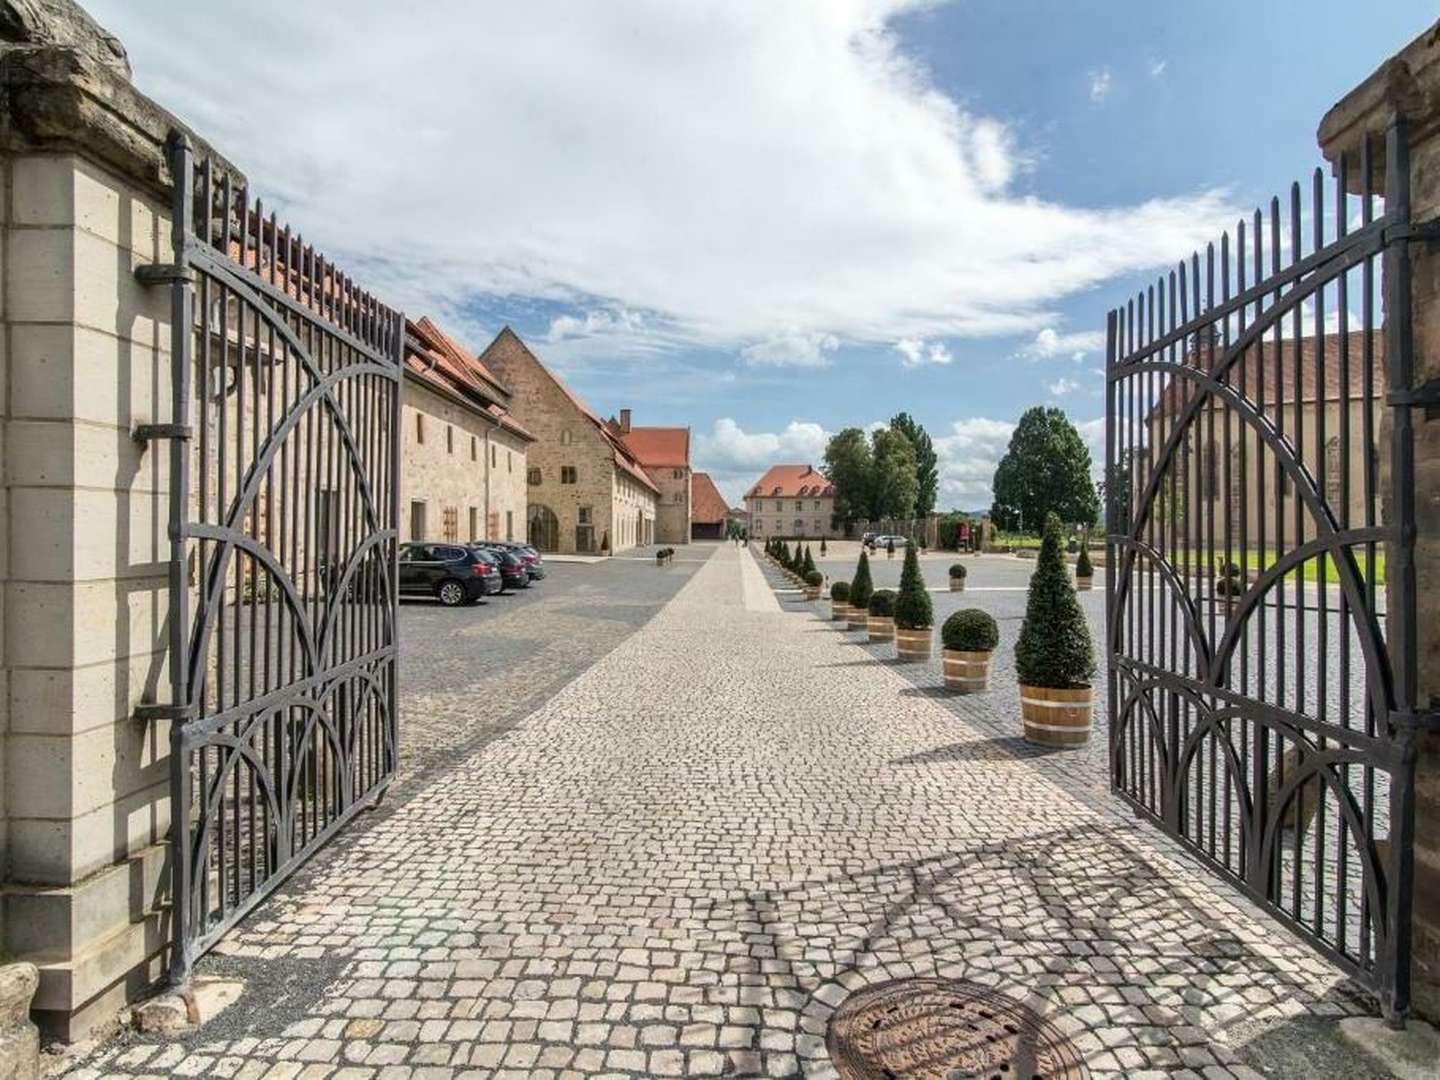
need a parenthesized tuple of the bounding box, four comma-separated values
(867, 615, 895, 643)
(894, 625, 932, 662)
(1074, 575, 1093, 591)
(949, 577, 965, 592)
(831, 600, 850, 622)
(803, 585, 821, 601)
(847, 607, 869, 630)
(1019, 684, 1094, 747)
(943, 648, 992, 693)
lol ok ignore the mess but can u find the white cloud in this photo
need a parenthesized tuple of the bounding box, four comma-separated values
(741, 330, 840, 367)
(1149, 59, 1167, 78)
(932, 417, 1016, 508)
(894, 338, 953, 367)
(91, 1, 1233, 362)
(1022, 326, 1105, 361)
(694, 417, 831, 503)
(1089, 67, 1113, 103)
(1048, 377, 1080, 396)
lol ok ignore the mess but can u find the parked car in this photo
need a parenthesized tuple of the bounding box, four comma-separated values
(865, 534, 909, 550)
(484, 540, 546, 580)
(398, 542, 500, 606)
(474, 545, 531, 590)
(860, 531, 877, 548)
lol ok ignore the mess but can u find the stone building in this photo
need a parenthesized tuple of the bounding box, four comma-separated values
(744, 465, 842, 540)
(611, 413, 691, 544)
(1141, 332, 1386, 545)
(477, 329, 658, 554)
(402, 317, 533, 544)
(689, 471, 730, 540)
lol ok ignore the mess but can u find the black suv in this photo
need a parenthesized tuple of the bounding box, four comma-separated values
(398, 542, 500, 606)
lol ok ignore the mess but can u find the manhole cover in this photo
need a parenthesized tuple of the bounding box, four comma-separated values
(826, 978, 1089, 1080)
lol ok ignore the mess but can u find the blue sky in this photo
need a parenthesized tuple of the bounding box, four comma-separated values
(93, 1, 1435, 507)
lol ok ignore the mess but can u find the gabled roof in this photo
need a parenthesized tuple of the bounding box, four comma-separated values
(1145, 331, 1386, 423)
(745, 464, 835, 499)
(478, 328, 660, 495)
(405, 317, 534, 441)
(619, 426, 690, 469)
(690, 471, 729, 525)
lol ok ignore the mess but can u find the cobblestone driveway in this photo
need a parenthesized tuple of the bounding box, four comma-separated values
(69, 544, 1381, 1079)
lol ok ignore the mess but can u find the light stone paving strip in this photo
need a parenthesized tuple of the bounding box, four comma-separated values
(69, 544, 1369, 1080)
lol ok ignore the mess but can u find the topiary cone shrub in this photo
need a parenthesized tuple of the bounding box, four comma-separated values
(819, 538, 827, 556)
(893, 544, 933, 661)
(847, 552, 873, 629)
(803, 568, 823, 600)
(1074, 545, 1094, 590)
(949, 562, 967, 592)
(941, 608, 999, 693)
(1015, 513, 1095, 747)
(866, 588, 896, 643)
(830, 579, 851, 622)
(802, 545, 817, 578)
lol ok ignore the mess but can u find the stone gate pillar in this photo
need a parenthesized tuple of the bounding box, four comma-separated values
(0, 1, 240, 1039)
(1319, 19, 1440, 1024)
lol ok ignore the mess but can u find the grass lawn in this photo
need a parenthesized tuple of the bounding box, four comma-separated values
(1161, 547, 1387, 588)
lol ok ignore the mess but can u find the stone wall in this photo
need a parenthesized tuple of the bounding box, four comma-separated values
(650, 466, 690, 545)
(399, 374, 529, 544)
(1, 147, 177, 1038)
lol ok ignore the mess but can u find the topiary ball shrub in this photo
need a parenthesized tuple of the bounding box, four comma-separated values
(849, 551, 874, 611)
(1215, 575, 1244, 597)
(1015, 513, 1094, 688)
(805, 570, 823, 587)
(949, 563, 967, 579)
(831, 580, 851, 602)
(893, 543, 933, 629)
(867, 589, 896, 617)
(1075, 547, 1093, 577)
(942, 609, 999, 652)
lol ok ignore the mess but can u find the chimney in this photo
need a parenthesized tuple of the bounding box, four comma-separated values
(619, 409, 631, 434)
(802, 465, 811, 476)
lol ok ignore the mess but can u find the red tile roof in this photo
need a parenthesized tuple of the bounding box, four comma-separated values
(1145, 331, 1385, 423)
(690, 471, 729, 525)
(405, 318, 534, 441)
(744, 464, 835, 499)
(478, 329, 660, 495)
(618, 426, 690, 469)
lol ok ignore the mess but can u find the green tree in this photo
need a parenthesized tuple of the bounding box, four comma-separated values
(891, 412, 938, 517)
(990, 406, 1099, 532)
(1014, 513, 1094, 688)
(823, 427, 873, 529)
(870, 427, 919, 520)
(802, 545, 816, 577)
(893, 543, 932, 629)
(849, 551, 873, 611)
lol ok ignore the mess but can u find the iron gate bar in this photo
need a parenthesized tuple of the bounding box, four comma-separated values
(150, 132, 403, 984)
(1104, 118, 1416, 1023)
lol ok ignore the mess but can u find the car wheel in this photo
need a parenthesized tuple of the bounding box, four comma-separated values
(436, 580, 466, 607)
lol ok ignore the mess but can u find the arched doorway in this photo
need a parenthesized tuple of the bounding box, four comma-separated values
(528, 503, 560, 552)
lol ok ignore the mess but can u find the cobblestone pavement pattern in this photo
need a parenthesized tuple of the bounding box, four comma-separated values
(67, 544, 1380, 1079)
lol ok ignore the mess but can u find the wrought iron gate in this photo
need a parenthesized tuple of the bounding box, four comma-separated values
(140, 134, 402, 981)
(1104, 121, 1418, 1020)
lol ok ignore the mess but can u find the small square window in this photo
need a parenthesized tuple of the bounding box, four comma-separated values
(528, 467, 542, 486)
(561, 466, 577, 484)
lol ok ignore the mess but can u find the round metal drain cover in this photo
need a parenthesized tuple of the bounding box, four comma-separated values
(826, 978, 1089, 1080)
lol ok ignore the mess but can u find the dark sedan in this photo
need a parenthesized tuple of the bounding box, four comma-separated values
(486, 541, 546, 580)
(473, 545, 531, 590)
(398, 542, 500, 606)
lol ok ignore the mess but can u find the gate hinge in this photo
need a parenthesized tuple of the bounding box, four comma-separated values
(1391, 708, 1440, 734)
(1387, 380, 1440, 409)
(134, 263, 193, 285)
(134, 703, 197, 724)
(133, 423, 192, 443)
(1382, 219, 1440, 246)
